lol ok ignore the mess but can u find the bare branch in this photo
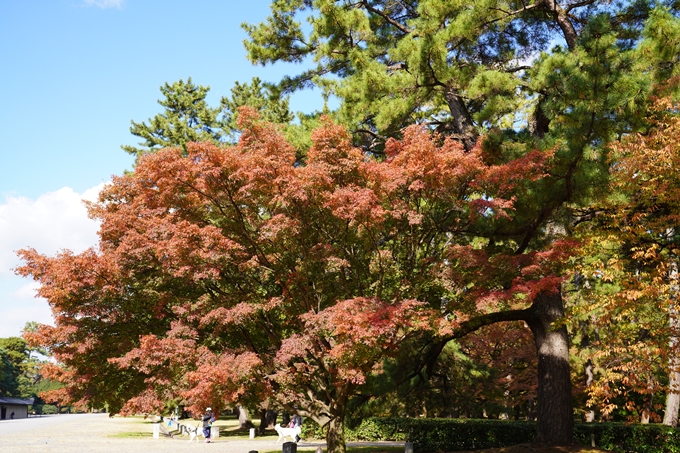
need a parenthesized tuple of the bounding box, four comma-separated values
(564, 0, 597, 14)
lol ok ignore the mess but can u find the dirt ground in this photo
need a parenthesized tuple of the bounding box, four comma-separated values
(0, 414, 608, 453)
(0, 413, 298, 453)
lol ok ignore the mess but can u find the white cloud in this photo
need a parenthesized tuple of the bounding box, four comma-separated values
(0, 184, 105, 275)
(83, 0, 124, 9)
(0, 184, 105, 337)
(13, 280, 41, 300)
(0, 300, 54, 338)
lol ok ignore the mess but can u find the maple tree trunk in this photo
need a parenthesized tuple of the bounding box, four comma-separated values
(257, 409, 277, 435)
(258, 409, 267, 435)
(526, 290, 574, 445)
(325, 393, 348, 453)
(641, 385, 653, 424)
(326, 415, 346, 453)
(584, 359, 595, 422)
(238, 405, 252, 429)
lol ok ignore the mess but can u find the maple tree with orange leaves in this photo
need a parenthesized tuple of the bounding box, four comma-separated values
(12, 0, 680, 446)
(17, 106, 577, 452)
(570, 96, 680, 425)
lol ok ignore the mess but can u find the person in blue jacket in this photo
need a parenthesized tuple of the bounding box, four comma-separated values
(202, 407, 216, 443)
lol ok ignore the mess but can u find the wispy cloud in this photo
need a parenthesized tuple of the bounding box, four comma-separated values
(83, 0, 124, 9)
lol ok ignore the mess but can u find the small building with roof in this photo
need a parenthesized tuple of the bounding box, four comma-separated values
(0, 397, 34, 420)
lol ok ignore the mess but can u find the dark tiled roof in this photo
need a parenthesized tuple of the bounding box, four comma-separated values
(0, 397, 34, 405)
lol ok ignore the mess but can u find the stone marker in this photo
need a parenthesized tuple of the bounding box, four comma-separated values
(283, 441, 298, 453)
(405, 442, 414, 453)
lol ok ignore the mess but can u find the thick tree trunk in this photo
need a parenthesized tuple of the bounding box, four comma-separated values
(444, 288, 574, 443)
(326, 415, 346, 453)
(530, 102, 550, 138)
(664, 263, 680, 426)
(664, 308, 680, 426)
(258, 409, 267, 435)
(324, 393, 349, 453)
(257, 409, 277, 435)
(443, 86, 477, 151)
(238, 405, 252, 429)
(526, 291, 574, 445)
(664, 375, 680, 426)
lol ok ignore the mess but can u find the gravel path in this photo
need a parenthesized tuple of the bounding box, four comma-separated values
(0, 413, 405, 453)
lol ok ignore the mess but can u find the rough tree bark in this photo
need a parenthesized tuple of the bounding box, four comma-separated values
(443, 86, 477, 151)
(526, 291, 574, 445)
(327, 414, 346, 453)
(325, 392, 349, 453)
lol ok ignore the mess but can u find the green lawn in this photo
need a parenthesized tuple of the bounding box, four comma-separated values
(110, 414, 289, 441)
(109, 416, 609, 452)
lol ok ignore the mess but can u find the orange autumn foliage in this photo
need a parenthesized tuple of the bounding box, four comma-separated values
(18, 108, 565, 436)
(573, 97, 680, 422)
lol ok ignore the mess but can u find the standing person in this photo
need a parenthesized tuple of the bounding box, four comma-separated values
(202, 407, 216, 443)
(292, 414, 302, 443)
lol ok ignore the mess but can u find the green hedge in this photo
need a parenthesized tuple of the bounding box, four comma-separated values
(574, 422, 680, 453)
(302, 417, 680, 453)
(346, 418, 534, 452)
(41, 405, 58, 415)
(301, 418, 535, 450)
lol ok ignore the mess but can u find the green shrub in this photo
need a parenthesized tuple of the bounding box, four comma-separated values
(301, 418, 324, 440)
(41, 405, 58, 415)
(340, 418, 680, 452)
(574, 422, 680, 453)
(346, 418, 534, 452)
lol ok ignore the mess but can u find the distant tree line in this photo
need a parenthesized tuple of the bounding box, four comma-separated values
(1, 323, 60, 413)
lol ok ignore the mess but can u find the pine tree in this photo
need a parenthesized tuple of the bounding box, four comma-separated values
(122, 78, 225, 161)
(123, 77, 301, 162)
(221, 77, 293, 140)
(243, 0, 680, 445)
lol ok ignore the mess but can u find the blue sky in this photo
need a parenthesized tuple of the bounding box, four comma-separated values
(0, 0, 323, 337)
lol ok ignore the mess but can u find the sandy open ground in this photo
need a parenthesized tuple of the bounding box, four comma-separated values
(0, 413, 404, 453)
